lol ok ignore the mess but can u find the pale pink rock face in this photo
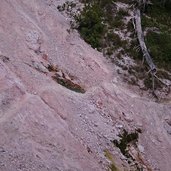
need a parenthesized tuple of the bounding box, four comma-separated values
(0, 0, 171, 171)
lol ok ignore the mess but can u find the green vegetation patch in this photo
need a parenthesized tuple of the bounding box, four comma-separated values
(146, 31, 171, 71)
(142, 0, 171, 29)
(75, 0, 129, 54)
(76, 2, 105, 49)
(112, 129, 140, 158)
(142, 0, 171, 70)
(111, 129, 143, 170)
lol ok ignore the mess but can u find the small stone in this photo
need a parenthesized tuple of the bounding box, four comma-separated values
(38, 10, 43, 15)
(115, 123, 123, 129)
(0, 147, 5, 153)
(138, 144, 144, 153)
(164, 119, 171, 135)
(123, 113, 133, 122)
(33, 92, 37, 95)
(94, 123, 98, 127)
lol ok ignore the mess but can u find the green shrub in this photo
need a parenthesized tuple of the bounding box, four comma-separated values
(146, 31, 171, 70)
(76, 0, 127, 51)
(76, 3, 105, 48)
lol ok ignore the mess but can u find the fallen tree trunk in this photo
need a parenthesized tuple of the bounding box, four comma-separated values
(134, 9, 157, 74)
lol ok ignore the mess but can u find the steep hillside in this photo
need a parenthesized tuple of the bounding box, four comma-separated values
(57, 0, 171, 100)
(0, 0, 171, 171)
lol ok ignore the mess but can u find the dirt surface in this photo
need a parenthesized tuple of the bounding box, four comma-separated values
(0, 0, 171, 170)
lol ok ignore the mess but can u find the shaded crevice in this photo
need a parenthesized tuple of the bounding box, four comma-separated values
(24, 60, 86, 94)
(112, 129, 147, 170)
(46, 64, 86, 94)
(112, 129, 139, 158)
(39, 96, 67, 120)
(52, 73, 86, 94)
(0, 55, 10, 63)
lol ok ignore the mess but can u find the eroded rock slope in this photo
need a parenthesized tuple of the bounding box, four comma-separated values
(0, 0, 171, 170)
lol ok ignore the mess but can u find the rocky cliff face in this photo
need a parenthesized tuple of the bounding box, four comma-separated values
(0, 0, 171, 171)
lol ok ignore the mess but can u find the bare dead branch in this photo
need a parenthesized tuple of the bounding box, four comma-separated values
(134, 8, 157, 74)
